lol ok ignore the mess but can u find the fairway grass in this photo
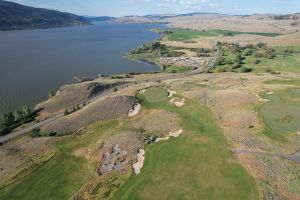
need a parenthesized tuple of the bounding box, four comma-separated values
(114, 94, 258, 199)
(259, 89, 300, 134)
(0, 121, 117, 200)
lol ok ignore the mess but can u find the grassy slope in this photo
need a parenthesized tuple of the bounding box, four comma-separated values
(0, 121, 117, 200)
(114, 92, 258, 200)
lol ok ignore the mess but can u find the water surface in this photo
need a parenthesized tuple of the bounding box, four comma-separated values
(0, 23, 163, 114)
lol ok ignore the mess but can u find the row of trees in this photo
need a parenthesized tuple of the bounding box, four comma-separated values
(131, 41, 184, 57)
(0, 105, 34, 136)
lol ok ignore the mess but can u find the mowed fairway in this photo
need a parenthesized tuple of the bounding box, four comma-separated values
(114, 89, 258, 200)
(260, 88, 300, 134)
(0, 122, 117, 200)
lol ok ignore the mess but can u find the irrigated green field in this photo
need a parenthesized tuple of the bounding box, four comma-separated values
(114, 88, 258, 200)
(168, 29, 218, 41)
(168, 29, 282, 41)
(210, 29, 282, 37)
(259, 88, 300, 134)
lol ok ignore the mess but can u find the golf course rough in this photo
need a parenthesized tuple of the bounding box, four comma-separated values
(114, 88, 258, 200)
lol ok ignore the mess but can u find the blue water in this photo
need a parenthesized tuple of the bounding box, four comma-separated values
(0, 23, 164, 114)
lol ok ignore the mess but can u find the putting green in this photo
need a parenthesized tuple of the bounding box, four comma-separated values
(260, 88, 300, 134)
(143, 87, 169, 103)
(114, 94, 258, 200)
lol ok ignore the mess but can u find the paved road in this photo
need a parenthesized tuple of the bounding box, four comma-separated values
(234, 148, 300, 164)
(0, 47, 220, 144)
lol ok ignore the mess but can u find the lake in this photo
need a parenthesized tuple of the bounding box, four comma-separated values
(0, 22, 164, 114)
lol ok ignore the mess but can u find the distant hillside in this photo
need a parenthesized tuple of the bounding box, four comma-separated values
(112, 13, 230, 23)
(0, 0, 91, 30)
(85, 16, 116, 22)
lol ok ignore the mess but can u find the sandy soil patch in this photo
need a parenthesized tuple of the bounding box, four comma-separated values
(132, 149, 145, 175)
(170, 98, 186, 107)
(128, 103, 141, 117)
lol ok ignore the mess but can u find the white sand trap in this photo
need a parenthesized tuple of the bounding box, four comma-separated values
(297, 131, 300, 135)
(132, 149, 145, 175)
(155, 129, 183, 143)
(256, 95, 270, 102)
(170, 98, 186, 107)
(155, 137, 170, 143)
(169, 129, 183, 138)
(266, 91, 274, 95)
(139, 89, 146, 94)
(128, 103, 141, 117)
(168, 90, 177, 98)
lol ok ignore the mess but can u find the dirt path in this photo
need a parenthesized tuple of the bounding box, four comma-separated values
(234, 148, 300, 164)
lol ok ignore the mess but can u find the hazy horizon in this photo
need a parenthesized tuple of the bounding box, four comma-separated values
(5, 0, 300, 17)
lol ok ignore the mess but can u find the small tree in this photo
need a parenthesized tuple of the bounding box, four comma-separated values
(48, 90, 56, 98)
(22, 105, 32, 118)
(253, 59, 260, 65)
(241, 66, 253, 73)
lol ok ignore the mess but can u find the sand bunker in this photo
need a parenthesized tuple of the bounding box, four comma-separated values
(155, 129, 183, 143)
(132, 149, 145, 175)
(128, 103, 141, 117)
(169, 129, 183, 138)
(266, 91, 274, 95)
(139, 89, 146, 94)
(168, 90, 177, 98)
(170, 98, 186, 107)
(256, 95, 270, 102)
(155, 137, 171, 143)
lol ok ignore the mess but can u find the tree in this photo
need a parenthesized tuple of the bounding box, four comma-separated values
(234, 53, 242, 65)
(253, 59, 261, 65)
(22, 105, 32, 118)
(48, 90, 56, 98)
(243, 49, 252, 56)
(4, 112, 15, 125)
(257, 42, 267, 49)
(14, 110, 23, 122)
(241, 66, 253, 73)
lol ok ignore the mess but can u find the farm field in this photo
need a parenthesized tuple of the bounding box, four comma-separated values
(167, 28, 283, 41)
(114, 87, 258, 200)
